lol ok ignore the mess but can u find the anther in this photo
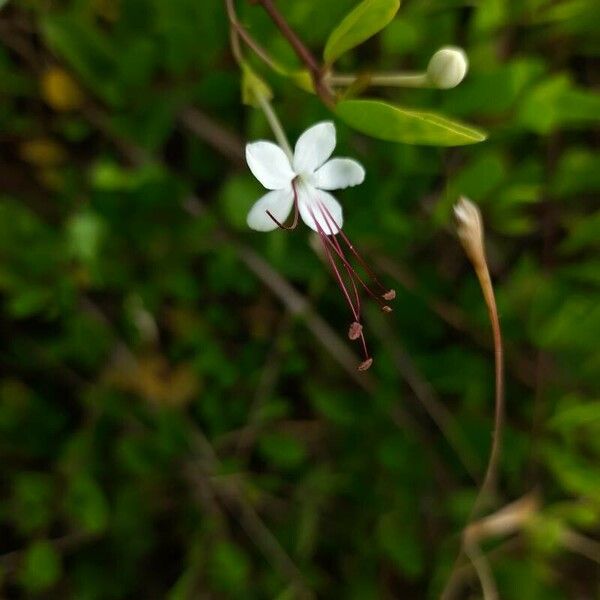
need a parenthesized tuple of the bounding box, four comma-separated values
(382, 305, 392, 313)
(382, 289, 396, 301)
(348, 321, 363, 340)
(358, 358, 373, 371)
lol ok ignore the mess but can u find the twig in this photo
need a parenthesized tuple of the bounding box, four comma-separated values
(464, 539, 498, 600)
(0, 532, 94, 576)
(179, 107, 245, 165)
(235, 315, 290, 458)
(561, 528, 600, 565)
(369, 310, 480, 481)
(443, 494, 538, 599)
(224, 0, 282, 73)
(79, 293, 315, 597)
(184, 427, 314, 598)
(250, 0, 335, 105)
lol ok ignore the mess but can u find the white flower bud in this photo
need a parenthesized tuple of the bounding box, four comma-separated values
(427, 46, 468, 89)
(454, 196, 485, 269)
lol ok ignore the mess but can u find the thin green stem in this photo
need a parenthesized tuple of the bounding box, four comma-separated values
(328, 72, 429, 88)
(257, 93, 293, 159)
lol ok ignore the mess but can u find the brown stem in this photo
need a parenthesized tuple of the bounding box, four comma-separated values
(473, 264, 505, 512)
(440, 261, 505, 600)
(224, 0, 282, 72)
(251, 0, 335, 106)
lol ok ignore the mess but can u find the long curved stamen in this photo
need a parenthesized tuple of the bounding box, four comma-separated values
(309, 206, 359, 321)
(308, 204, 372, 367)
(266, 180, 300, 230)
(319, 201, 395, 300)
(316, 203, 392, 311)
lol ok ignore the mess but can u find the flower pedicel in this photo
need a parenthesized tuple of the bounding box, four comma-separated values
(245, 121, 395, 371)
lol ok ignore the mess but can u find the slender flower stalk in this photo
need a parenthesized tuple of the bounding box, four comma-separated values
(244, 119, 395, 370)
(328, 46, 468, 90)
(256, 93, 293, 160)
(328, 72, 428, 88)
(441, 197, 505, 600)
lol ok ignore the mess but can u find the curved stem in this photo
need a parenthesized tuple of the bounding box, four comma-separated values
(252, 0, 335, 106)
(256, 93, 293, 159)
(472, 264, 505, 515)
(224, 0, 244, 64)
(464, 539, 499, 600)
(224, 0, 282, 72)
(441, 260, 505, 600)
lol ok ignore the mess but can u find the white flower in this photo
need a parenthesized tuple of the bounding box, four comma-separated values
(245, 121, 365, 234)
(427, 46, 468, 89)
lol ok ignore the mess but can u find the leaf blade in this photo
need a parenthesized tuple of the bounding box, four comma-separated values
(335, 99, 487, 146)
(324, 0, 400, 65)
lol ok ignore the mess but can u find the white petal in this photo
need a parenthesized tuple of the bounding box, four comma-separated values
(298, 185, 343, 234)
(292, 121, 336, 174)
(246, 188, 294, 232)
(313, 158, 365, 190)
(246, 141, 294, 190)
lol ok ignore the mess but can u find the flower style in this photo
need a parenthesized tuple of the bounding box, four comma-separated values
(245, 121, 395, 371)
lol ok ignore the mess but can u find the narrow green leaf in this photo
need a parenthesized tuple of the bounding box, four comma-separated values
(335, 99, 487, 146)
(324, 0, 400, 65)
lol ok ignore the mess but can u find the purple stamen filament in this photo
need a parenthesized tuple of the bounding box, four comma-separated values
(263, 181, 395, 370)
(266, 180, 300, 230)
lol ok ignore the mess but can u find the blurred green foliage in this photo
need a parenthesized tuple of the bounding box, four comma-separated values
(0, 0, 599, 598)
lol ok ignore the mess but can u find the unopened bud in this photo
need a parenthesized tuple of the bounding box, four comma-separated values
(427, 46, 468, 89)
(454, 196, 485, 269)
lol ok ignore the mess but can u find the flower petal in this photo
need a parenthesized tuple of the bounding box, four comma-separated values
(246, 188, 294, 232)
(293, 121, 336, 174)
(298, 185, 343, 234)
(313, 158, 365, 190)
(246, 141, 294, 190)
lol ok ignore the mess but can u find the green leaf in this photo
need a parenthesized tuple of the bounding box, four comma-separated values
(209, 541, 250, 593)
(335, 99, 487, 146)
(259, 432, 306, 469)
(65, 474, 109, 534)
(19, 540, 61, 592)
(12, 473, 55, 535)
(66, 211, 106, 263)
(377, 512, 424, 578)
(323, 0, 400, 65)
